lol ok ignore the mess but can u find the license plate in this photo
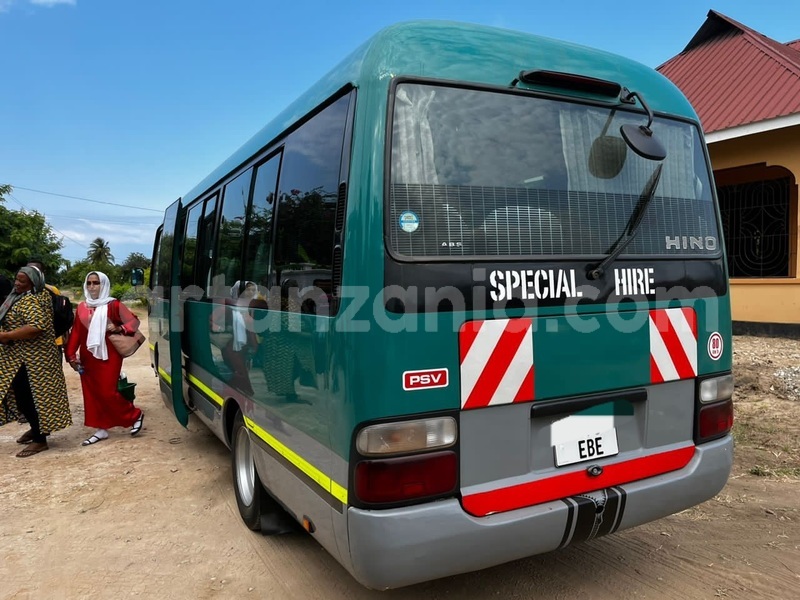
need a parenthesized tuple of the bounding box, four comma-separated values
(554, 428, 619, 467)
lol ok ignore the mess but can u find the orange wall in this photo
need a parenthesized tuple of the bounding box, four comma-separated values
(730, 280, 800, 324)
(708, 125, 800, 324)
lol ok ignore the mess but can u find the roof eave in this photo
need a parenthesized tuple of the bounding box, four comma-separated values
(705, 112, 800, 143)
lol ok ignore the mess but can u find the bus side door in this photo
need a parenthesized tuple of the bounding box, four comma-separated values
(158, 197, 190, 426)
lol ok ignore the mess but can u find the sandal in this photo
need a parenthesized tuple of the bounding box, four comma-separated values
(130, 411, 144, 436)
(16, 429, 34, 444)
(82, 434, 107, 446)
(16, 442, 49, 458)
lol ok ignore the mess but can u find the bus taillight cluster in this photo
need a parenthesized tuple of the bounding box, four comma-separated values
(353, 415, 458, 506)
(695, 373, 734, 443)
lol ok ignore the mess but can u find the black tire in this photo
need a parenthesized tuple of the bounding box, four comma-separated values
(231, 410, 267, 530)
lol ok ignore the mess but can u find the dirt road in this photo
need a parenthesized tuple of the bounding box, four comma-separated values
(1, 317, 798, 600)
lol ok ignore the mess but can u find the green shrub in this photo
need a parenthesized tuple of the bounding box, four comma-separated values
(111, 282, 131, 300)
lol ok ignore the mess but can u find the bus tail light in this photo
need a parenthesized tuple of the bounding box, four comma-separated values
(698, 374, 734, 403)
(356, 417, 456, 456)
(696, 399, 733, 443)
(355, 451, 457, 504)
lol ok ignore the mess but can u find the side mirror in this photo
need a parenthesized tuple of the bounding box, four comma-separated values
(619, 89, 666, 162)
(131, 268, 144, 286)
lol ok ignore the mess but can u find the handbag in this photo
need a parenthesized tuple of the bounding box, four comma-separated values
(117, 375, 137, 401)
(108, 330, 146, 358)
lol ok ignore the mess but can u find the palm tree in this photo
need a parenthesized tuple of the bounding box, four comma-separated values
(87, 237, 115, 265)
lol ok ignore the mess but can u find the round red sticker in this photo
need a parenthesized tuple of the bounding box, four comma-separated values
(707, 332, 723, 360)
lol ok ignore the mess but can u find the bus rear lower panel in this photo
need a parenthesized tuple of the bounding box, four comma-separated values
(345, 435, 732, 590)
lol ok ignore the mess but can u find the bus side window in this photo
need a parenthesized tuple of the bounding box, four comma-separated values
(199, 195, 218, 297)
(211, 168, 253, 298)
(180, 201, 203, 290)
(273, 95, 350, 312)
(280, 278, 300, 313)
(150, 226, 162, 292)
(243, 153, 281, 294)
(306, 279, 332, 315)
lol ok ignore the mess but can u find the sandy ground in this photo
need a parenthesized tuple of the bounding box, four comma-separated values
(1, 315, 798, 600)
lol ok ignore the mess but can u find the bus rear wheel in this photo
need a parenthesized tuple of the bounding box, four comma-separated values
(231, 410, 268, 530)
(231, 410, 299, 535)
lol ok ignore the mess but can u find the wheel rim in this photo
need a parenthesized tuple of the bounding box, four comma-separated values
(234, 426, 256, 506)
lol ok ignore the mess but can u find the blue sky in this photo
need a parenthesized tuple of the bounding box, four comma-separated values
(1, 0, 799, 266)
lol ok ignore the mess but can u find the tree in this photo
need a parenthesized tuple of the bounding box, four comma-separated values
(87, 237, 115, 266)
(61, 260, 129, 295)
(0, 184, 65, 278)
(121, 252, 151, 271)
(61, 259, 94, 288)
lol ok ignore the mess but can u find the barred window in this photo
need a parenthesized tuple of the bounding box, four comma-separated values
(718, 176, 792, 277)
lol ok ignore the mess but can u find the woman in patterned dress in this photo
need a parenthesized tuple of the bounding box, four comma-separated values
(66, 271, 144, 446)
(0, 267, 72, 458)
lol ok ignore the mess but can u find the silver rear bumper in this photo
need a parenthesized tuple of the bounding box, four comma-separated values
(345, 436, 733, 589)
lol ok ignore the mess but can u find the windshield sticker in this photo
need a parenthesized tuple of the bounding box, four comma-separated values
(399, 211, 420, 233)
(489, 268, 581, 301)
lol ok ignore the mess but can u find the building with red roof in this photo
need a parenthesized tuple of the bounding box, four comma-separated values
(659, 10, 800, 330)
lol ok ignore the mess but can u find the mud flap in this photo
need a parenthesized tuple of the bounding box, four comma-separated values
(259, 510, 301, 536)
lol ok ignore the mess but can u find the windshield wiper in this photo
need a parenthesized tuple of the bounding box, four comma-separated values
(588, 163, 663, 280)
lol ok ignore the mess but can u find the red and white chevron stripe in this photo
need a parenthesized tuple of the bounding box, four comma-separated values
(649, 308, 697, 383)
(459, 318, 534, 410)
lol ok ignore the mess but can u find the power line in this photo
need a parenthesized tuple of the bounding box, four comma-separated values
(7, 184, 164, 213)
(8, 193, 89, 249)
(47, 213, 162, 225)
(5, 195, 159, 225)
(7, 194, 31, 211)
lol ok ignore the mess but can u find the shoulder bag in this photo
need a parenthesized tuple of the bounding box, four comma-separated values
(107, 300, 145, 358)
(109, 329, 146, 358)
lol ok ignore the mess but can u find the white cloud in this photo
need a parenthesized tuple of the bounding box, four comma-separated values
(0, 0, 75, 11)
(29, 0, 76, 6)
(60, 220, 155, 247)
(58, 219, 157, 264)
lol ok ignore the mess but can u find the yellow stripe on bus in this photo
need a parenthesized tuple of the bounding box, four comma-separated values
(244, 415, 349, 506)
(187, 373, 224, 407)
(158, 367, 172, 384)
(157, 368, 346, 505)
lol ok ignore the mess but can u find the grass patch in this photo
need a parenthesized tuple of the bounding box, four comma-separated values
(731, 421, 752, 444)
(748, 465, 800, 478)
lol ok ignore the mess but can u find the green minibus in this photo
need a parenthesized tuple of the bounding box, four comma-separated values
(149, 21, 734, 589)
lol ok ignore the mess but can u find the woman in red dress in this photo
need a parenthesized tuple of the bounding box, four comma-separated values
(66, 271, 144, 445)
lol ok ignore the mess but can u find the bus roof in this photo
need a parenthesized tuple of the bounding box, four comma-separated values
(180, 20, 698, 205)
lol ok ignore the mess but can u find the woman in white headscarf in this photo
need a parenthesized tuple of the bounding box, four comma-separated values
(65, 271, 144, 446)
(0, 266, 71, 457)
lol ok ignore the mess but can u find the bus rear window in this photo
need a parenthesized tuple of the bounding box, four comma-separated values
(388, 83, 719, 259)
